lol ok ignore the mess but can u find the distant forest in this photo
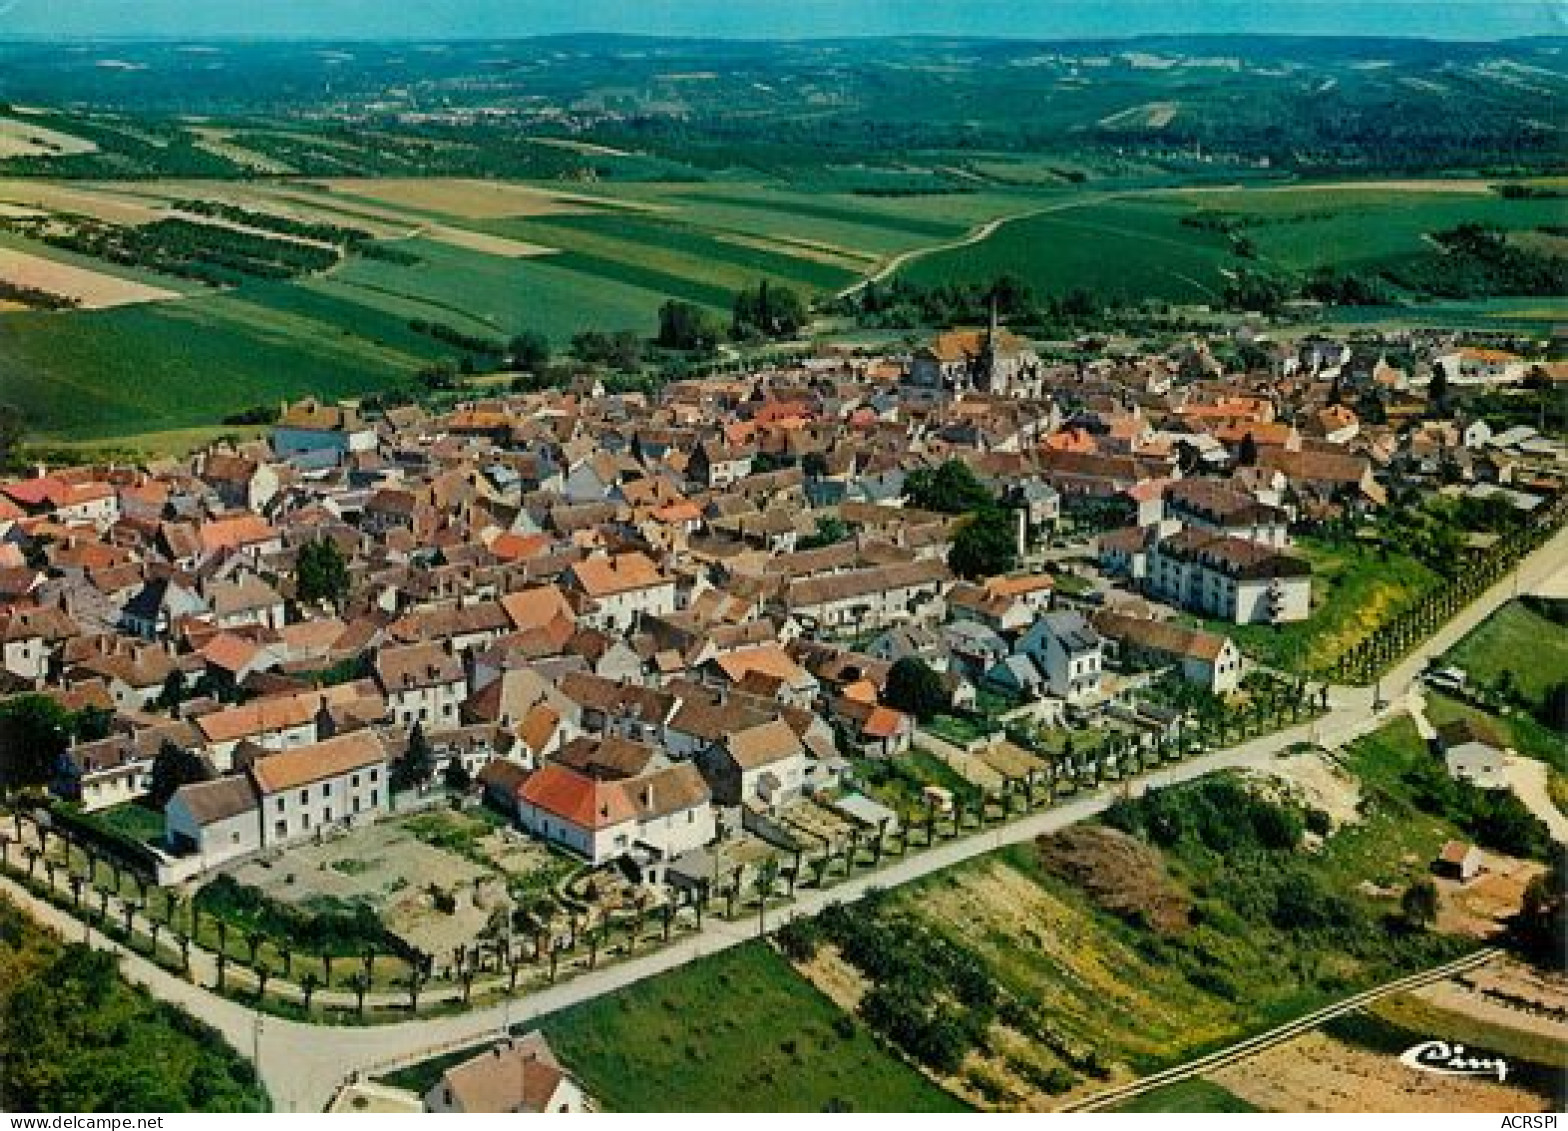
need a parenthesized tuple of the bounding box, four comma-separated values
(0, 35, 1562, 182)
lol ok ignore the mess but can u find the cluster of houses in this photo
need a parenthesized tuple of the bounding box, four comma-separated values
(0, 323, 1561, 891)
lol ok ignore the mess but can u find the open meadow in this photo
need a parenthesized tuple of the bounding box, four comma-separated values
(905, 181, 1566, 305)
(0, 171, 1562, 446)
(380, 942, 966, 1113)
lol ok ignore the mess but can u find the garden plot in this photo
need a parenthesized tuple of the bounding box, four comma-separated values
(781, 796, 858, 846)
(944, 748, 1009, 791)
(978, 740, 1047, 781)
(712, 835, 784, 884)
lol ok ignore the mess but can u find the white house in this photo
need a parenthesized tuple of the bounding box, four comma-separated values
(164, 776, 263, 868)
(207, 576, 287, 632)
(514, 761, 713, 868)
(697, 718, 809, 811)
(248, 731, 391, 846)
(374, 642, 468, 730)
(1019, 610, 1103, 705)
(567, 552, 678, 633)
(779, 559, 951, 635)
(1091, 610, 1245, 696)
(1437, 719, 1509, 790)
(1146, 529, 1312, 625)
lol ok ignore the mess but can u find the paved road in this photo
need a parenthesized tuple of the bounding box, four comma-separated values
(7, 523, 1565, 1112)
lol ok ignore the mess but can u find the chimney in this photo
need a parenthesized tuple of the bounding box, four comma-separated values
(642, 783, 654, 809)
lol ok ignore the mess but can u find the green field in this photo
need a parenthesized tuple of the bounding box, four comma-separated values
(1173, 187, 1564, 274)
(1443, 598, 1568, 710)
(905, 184, 1567, 303)
(864, 738, 1484, 1086)
(0, 289, 432, 440)
(0, 177, 1045, 443)
(4, 174, 1563, 446)
(382, 942, 965, 1113)
(903, 196, 1233, 304)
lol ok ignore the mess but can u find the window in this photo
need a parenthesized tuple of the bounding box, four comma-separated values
(321, 784, 331, 799)
(275, 798, 284, 813)
(370, 789, 378, 806)
(298, 789, 308, 805)
(274, 820, 287, 838)
(351, 773, 359, 787)
(301, 813, 311, 829)
(369, 768, 379, 783)
(324, 808, 332, 823)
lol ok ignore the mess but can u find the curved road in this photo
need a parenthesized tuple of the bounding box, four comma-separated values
(836, 193, 1122, 298)
(7, 523, 1565, 1112)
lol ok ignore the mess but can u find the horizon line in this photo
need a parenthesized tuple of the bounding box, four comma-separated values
(1, 30, 1561, 46)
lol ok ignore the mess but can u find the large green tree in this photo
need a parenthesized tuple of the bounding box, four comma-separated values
(0, 695, 74, 791)
(296, 537, 350, 607)
(883, 658, 949, 723)
(149, 739, 212, 809)
(904, 460, 995, 515)
(0, 403, 24, 475)
(656, 300, 722, 352)
(949, 509, 1018, 580)
(391, 723, 437, 792)
(506, 330, 551, 373)
(733, 280, 808, 339)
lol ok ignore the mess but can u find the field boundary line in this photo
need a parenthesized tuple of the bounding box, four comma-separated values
(1059, 947, 1500, 1111)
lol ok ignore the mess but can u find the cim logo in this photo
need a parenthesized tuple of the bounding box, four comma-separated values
(1398, 1039, 1509, 1083)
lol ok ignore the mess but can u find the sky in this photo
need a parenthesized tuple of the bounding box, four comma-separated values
(0, 1, 1560, 41)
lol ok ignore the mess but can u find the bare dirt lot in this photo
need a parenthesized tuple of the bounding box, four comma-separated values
(1209, 1029, 1552, 1113)
(229, 812, 539, 958)
(1244, 748, 1363, 831)
(0, 246, 179, 307)
(1434, 852, 1544, 938)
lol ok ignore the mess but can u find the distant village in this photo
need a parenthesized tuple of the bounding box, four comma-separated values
(0, 320, 1562, 934)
